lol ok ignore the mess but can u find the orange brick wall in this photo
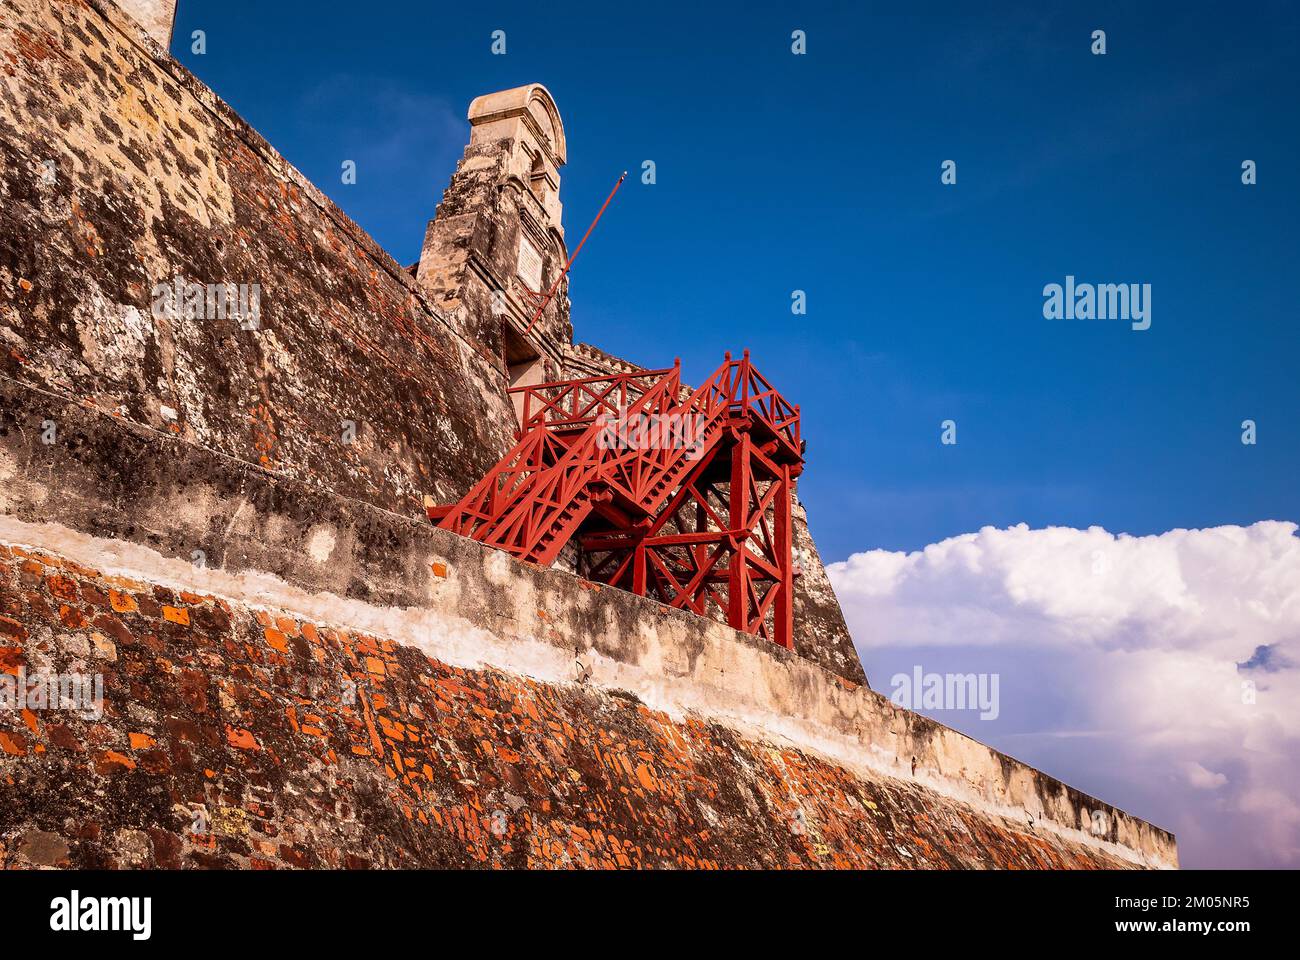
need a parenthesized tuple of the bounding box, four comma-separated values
(0, 540, 1137, 869)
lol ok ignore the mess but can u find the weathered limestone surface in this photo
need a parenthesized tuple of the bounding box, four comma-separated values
(0, 0, 519, 513)
(417, 83, 573, 369)
(791, 496, 866, 684)
(0, 381, 1178, 868)
(113, 0, 174, 48)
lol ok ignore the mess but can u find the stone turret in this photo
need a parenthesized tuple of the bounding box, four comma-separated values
(417, 84, 571, 394)
(116, 0, 178, 48)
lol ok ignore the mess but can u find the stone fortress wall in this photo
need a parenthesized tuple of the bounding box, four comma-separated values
(0, 0, 1176, 868)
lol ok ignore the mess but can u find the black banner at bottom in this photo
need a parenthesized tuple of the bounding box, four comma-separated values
(0, 867, 1285, 947)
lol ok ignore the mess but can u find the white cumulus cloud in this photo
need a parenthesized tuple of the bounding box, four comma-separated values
(827, 521, 1300, 869)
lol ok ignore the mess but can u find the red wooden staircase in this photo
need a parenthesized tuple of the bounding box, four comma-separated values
(428, 351, 804, 649)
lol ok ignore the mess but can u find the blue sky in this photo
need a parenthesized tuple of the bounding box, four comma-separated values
(174, 0, 1299, 561)
(170, 2, 1300, 867)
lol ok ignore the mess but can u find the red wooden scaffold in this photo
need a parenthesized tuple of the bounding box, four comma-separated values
(428, 351, 803, 649)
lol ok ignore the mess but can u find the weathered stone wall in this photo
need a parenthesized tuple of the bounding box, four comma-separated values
(0, 379, 1178, 868)
(113, 0, 173, 48)
(0, 0, 519, 514)
(791, 497, 867, 684)
(0, 538, 1146, 869)
(563, 341, 645, 380)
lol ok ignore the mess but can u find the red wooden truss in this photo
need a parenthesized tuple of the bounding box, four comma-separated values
(428, 352, 804, 649)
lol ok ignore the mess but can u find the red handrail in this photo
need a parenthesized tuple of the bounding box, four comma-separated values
(435, 353, 801, 564)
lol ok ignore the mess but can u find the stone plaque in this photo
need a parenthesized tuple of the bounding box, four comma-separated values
(516, 235, 544, 291)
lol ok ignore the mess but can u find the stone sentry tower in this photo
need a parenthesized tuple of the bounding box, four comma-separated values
(417, 84, 571, 412)
(114, 0, 177, 48)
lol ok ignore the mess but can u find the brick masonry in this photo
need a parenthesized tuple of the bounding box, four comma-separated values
(0, 541, 1142, 869)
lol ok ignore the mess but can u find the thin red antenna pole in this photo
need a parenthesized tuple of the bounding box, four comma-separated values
(524, 170, 627, 335)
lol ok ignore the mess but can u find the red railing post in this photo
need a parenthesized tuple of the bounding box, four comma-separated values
(728, 429, 752, 633)
(774, 462, 795, 649)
